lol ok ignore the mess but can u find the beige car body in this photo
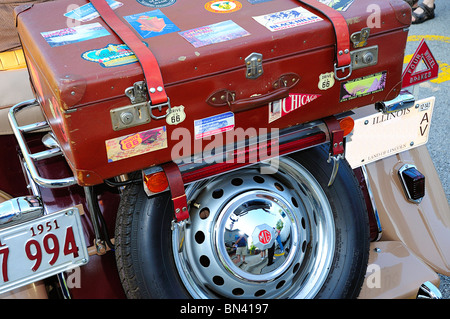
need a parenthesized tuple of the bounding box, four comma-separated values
(359, 145, 450, 298)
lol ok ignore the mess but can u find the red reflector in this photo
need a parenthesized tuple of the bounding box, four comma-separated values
(339, 117, 355, 136)
(401, 167, 425, 201)
(144, 171, 169, 193)
(399, 164, 425, 202)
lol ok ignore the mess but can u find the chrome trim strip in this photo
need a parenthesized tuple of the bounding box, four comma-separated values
(8, 100, 77, 188)
(375, 90, 415, 114)
(28, 148, 63, 161)
(417, 281, 442, 299)
(0, 196, 44, 229)
(361, 165, 382, 241)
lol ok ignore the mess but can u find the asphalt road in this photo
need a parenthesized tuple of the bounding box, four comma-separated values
(403, 0, 450, 299)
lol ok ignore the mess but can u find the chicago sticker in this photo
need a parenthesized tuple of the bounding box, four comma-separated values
(269, 94, 321, 123)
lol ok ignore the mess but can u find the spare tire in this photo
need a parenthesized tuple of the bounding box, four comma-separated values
(115, 144, 370, 299)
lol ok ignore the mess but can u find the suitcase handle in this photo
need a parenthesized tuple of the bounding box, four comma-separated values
(206, 73, 299, 113)
(229, 87, 290, 113)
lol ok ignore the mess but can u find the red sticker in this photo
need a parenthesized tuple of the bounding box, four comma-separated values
(269, 93, 321, 123)
(402, 39, 438, 88)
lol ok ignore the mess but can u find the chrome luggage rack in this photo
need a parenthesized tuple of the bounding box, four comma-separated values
(8, 100, 331, 191)
(8, 99, 77, 189)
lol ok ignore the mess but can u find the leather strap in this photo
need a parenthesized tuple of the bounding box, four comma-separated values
(323, 116, 344, 156)
(161, 162, 189, 222)
(89, 0, 168, 105)
(298, 0, 351, 68)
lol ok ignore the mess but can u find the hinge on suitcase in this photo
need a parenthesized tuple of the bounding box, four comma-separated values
(245, 52, 264, 79)
(350, 27, 371, 48)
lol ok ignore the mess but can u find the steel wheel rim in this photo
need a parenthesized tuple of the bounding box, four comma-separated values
(172, 157, 335, 299)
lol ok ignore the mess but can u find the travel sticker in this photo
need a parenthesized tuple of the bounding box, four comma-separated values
(194, 112, 235, 139)
(340, 71, 386, 102)
(136, 0, 176, 7)
(269, 94, 321, 123)
(205, 1, 242, 13)
(64, 0, 122, 22)
(41, 23, 110, 47)
(247, 0, 272, 4)
(317, 0, 355, 11)
(106, 126, 167, 162)
(253, 7, 323, 32)
(179, 20, 250, 48)
(81, 44, 138, 68)
(124, 9, 180, 39)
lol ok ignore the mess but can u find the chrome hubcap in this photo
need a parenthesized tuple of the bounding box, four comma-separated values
(173, 158, 335, 298)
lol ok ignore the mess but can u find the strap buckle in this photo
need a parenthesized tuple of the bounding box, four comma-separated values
(149, 98, 171, 120)
(161, 162, 188, 222)
(334, 62, 353, 81)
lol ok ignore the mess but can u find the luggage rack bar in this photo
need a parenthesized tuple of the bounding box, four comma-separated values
(8, 100, 77, 189)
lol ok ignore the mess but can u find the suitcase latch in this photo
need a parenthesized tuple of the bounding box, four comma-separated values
(111, 81, 152, 131)
(245, 53, 263, 79)
(110, 102, 151, 131)
(111, 81, 171, 130)
(125, 81, 148, 104)
(350, 45, 378, 70)
(125, 80, 171, 120)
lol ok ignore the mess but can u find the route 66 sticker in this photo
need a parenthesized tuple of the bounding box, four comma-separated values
(166, 105, 186, 125)
(318, 72, 335, 90)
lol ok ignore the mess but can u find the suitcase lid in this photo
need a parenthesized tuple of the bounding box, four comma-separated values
(16, 0, 410, 110)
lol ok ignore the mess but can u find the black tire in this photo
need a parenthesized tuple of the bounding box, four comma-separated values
(115, 144, 370, 299)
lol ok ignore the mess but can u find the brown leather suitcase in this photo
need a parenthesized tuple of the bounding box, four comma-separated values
(15, 0, 411, 186)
